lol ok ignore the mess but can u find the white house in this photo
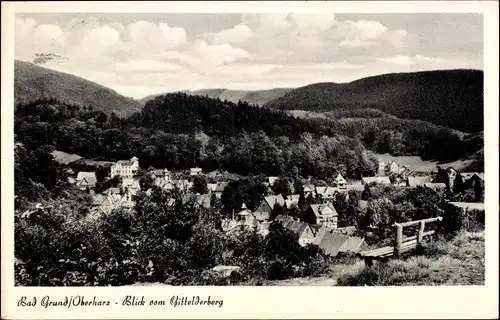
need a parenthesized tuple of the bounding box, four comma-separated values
(75, 171, 97, 190)
(111, 156, 140, 179)
(190, 167, 202, 176)
(333, 173, 347, 189)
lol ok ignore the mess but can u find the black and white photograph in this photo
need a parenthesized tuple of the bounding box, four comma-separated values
(8, 8, 491, 290)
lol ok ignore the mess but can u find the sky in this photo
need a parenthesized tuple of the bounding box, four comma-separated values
(15, 13, 483, 99)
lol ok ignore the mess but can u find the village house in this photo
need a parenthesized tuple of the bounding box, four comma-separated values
(253, 195, 286, 221)
(284, 194, 300, 208)
(406, 176, 432, 188)
(319, 187, 341, 203)
(122, 178, 141, 195)
(75, 171, 97, 190)
(276, 215, 318, 247)
(207, 183, 218, 193)
(377, 160, 385, 175)
(151, 168, 171, 181)
(361, 176, 392, 185)
(221, 203, 258, 235)
(388, 161, 401, 175)
(461, 172, 484, 188)
(333, 173, 347, 189)
(90, 189, 134, 216)
(163, 179, 193, 192)
(303, 184, 316, 198)
(399, 166, 409, 178)
(264, 176, 279, 187)
(301, 204, 338, 228)
(110, 156, 140, 179)
(313, 226, 368, 257)
(189, 167, 203, 176)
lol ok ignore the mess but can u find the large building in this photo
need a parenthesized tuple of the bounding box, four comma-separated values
(301, 204, 339, 229)
(110, 156, 140, 179)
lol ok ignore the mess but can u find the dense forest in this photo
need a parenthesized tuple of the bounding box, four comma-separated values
(15, 93, 482, 181)
(265, 69, 484, 133)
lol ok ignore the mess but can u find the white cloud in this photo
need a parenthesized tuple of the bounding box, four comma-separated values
(13, 14, 482, 99)
(206, 24, 253, 45)
(159, 22, 187, 46)
(193, 40, 251, 67)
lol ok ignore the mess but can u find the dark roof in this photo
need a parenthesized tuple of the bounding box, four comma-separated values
(315, 231, 350, 257)
(338, 236, 366, 253)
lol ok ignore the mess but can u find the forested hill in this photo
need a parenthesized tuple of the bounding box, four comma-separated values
(15, 93, 483, 180)
(264, 69, 484, 133)
(140, 88, 293, 106)
(14, 60, 142, 117)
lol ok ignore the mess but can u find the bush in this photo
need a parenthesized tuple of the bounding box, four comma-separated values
(442, 204, 485, 235)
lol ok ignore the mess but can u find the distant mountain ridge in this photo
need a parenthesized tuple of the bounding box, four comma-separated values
(140, 88, 294, 106)
(15, 60, 142, 117)
(264, 69, 483, 133)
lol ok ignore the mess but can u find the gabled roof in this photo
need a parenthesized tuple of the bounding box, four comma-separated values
(122, 178, 140, 189)
(315, 231, 349, 257)
(315, 186, 327, 195)
(309, 204, 338, 218)
(338, 236, 366, 253)
(151, 168, 169, 176)
(473, 173, 484, 181)
(461, 172, 484, 181)
(303, 184, 315, 192)
(334, 173, 346, 183)
(361, 177, 391, 185)
(253, 211, 270, 221)
(77, 171, 96, 181)
(76, 172, 97, 186)
(115, 157, 139, 167)
(264, 194, 285, 208)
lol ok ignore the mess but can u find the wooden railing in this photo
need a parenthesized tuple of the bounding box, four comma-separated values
(393, 216, 443, 257)
(359, 216, 443, 265)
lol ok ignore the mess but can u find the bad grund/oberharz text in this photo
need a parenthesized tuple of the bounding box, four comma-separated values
(18, 296, 111, 308)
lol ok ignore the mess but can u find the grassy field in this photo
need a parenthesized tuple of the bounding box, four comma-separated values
(267, 230, 484, 286)
(375, 153, 472, 172)
(335, 231, 485, 286)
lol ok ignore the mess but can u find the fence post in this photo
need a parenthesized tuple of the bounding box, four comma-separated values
(417, 221, 425, 245)
(394, 223, 403, 258)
